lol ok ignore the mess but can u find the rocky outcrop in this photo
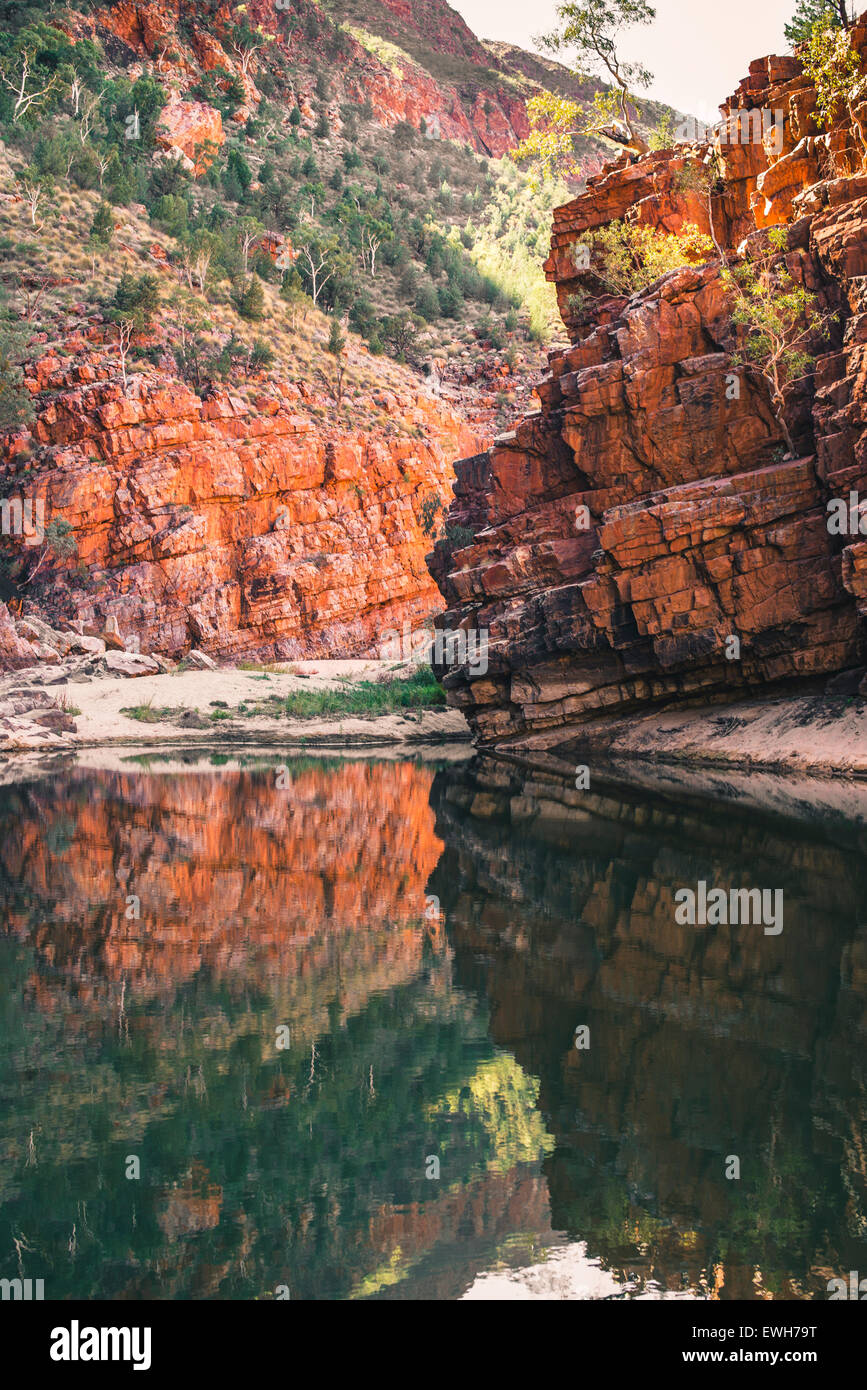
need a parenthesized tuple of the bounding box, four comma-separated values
(154, 96, 224, 174)
(1, 360, 478, 662)
(0, 601, 189, 746)
(0, 628, 82, 748)
(546, 15, 867, 338)
(0, 602, 38, 671)
(430, 16, 867, 749)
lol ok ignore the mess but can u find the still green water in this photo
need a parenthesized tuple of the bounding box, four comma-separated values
(0, 752, 865, 1300)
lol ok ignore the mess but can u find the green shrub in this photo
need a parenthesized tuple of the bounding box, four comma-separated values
(112, 272, 160, 329)
(326, 316, 345, 355)
(249, 339, 275, 373)
(234, 277, 265, 320)
(151, 193, 188, 237)
(419, 492, 443, 537)
(414, 283, 439, 321)
(0, 321, 35, 430)
(89, 201, 115, 246)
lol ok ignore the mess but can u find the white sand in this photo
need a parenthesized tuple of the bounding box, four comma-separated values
(63, 659, 470, 747)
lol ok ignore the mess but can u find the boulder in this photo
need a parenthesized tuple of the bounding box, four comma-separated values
(0, 603, 38, 671)
(186, 649, 217, 670)
(102, 650, 160, 677)
(32, 708, 77, 733)
(154, 98, 224, 175)
(69, 635, 106, 657)
(33, 642, 62, 664)
(101, 616, 127, 651)
(15, 616, 72, 655)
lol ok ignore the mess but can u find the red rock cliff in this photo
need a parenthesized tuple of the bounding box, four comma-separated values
(430, 14, 867, 747)
(2, 353, 478, 660)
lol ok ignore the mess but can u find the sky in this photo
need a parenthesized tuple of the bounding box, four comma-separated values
(451, 0, 803, 123)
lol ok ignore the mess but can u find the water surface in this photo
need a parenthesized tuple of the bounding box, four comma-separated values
(1, 752, 865, 1300)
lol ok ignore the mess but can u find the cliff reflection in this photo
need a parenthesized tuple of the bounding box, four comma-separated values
(1, 752, 865, 1300)
(0, 757, 554, 1301)
(429, 758, 867, 1300)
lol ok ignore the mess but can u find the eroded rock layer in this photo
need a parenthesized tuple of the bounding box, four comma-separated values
(430, 17, 867, 748)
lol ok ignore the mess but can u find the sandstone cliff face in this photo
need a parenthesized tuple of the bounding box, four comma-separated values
(154, 96, 224, 173)
(430, 16, 867, 748)
(2, 355, 478, 660)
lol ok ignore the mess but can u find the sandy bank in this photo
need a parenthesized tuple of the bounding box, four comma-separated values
(57, 659, 471, 748)
(499, 684, 867, 779)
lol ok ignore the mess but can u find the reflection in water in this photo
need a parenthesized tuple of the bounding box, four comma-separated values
(0, 753, 864, 1299)
(429, 758, 867, 1301)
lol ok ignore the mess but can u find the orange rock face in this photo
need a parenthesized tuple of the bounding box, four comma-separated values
(0, 601, 38, 669)
(1, 362, 478, 662)
(154, 96, 224, 173)
(430, 23, 867, 748)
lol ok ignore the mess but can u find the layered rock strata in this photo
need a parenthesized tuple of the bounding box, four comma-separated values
(430, 17, 867, 748)
(1, 359, 477, 661)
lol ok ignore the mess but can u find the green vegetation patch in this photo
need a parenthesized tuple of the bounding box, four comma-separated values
(119, 667, 446, 728)
(120, 704, 184, 723)
(280, 665, 446, 719)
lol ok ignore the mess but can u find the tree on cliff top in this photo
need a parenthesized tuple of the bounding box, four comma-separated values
(514, 0, 656, 183)
(227, 9, 276, 79)
(784, 1, 853, 48)
(111, 272, 160, 332)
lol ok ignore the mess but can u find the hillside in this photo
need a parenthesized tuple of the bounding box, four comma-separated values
(0, 0, 682, 664)
(324, 0, 676, 159)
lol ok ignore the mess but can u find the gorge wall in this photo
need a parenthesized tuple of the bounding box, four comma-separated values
(0, 0, 677, 668)
(430, 13, 867, 749)
(2, 350, 476, 661)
